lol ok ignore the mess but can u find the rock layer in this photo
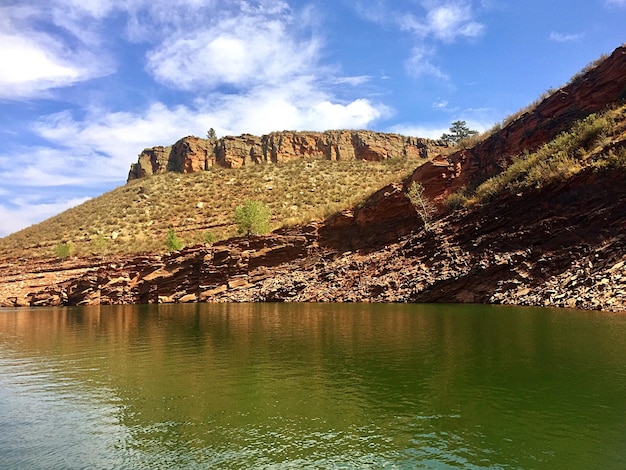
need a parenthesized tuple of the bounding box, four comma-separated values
(2, 167, 625, 311)
(128, 131, 444, 181)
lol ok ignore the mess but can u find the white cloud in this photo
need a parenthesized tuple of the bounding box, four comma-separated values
(205, 79, 388, 135)
(549, 31, 583, 42)
(405, 46, 448, 79)
(330, 76, 372, 86)
(388, 124, 449, 140)
(146, 7, 320, 90)
(0, 5, 113, 99)
(406, 2, 485, 42)
(0, 196, 89, 238)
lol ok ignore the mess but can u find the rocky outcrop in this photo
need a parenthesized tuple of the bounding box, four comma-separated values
(2, 166, 625, 311)
(411, 45, 626, 204)
(128, 131, 445, 180)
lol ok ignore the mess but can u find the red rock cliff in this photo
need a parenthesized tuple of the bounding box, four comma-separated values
(413, 45, 626, 203)
(127, 130, 445, 181)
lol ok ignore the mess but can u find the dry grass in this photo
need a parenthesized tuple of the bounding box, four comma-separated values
(0, 155, 428, 260)
(465, 104, 626, 205)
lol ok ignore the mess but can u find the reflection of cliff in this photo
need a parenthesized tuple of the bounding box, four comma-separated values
(2, 304, 624, 467)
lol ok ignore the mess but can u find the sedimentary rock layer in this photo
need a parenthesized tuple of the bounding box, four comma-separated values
(127, 131, 445, 181)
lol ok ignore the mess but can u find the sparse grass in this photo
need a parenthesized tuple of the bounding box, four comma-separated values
(0, 154, 428, 259)
(466, 105, 626, 205)
(444, 187, 469, 211)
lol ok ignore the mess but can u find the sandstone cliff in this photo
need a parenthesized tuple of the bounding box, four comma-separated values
(127, 131, 445, 181)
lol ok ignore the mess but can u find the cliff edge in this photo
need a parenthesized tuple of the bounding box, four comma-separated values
(127, 130, 445, 181)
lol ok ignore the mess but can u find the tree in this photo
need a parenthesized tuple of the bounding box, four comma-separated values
(406, 181, 436, 231)
(441, 120, 478, 145)
(165, 227, 184, 251)
(206, 127, 217, 140)
(234, 199, 271, 236)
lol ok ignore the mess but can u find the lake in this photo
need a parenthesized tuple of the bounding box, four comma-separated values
(0, 303, 625, 469)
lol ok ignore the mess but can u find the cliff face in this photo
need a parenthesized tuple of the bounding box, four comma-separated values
(127, 131, 445, 181)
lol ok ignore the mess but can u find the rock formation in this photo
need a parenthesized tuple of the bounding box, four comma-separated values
(2, 164, 625, 311)
(127, 131, 445, 181)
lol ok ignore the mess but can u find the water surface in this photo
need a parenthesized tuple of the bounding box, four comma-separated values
(1, 303, 625, 469)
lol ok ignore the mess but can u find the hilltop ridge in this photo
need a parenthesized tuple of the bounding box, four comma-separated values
(128, 130, 446, 181)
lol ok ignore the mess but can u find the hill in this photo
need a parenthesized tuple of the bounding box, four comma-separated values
(0, 135, 443, 260)
(0, 44, 625, 311)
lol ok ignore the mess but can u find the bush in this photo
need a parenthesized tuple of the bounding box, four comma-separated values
(234, 199, 271, 236)
(204, 232, 216, 245)
(92, 233, 109, 254)
(444, 188, 469, 211)
(54, 241, 75, 259)
(165, 228, 184, 251)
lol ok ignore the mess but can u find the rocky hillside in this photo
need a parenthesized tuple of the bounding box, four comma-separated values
(414, 44, 626, 204)
(1, 45, 625, 312)
(128, 130, 444, 180)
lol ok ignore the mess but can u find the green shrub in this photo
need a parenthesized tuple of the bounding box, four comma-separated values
(444, 188, 469, 211)
(54, 241, 75, 259)
(165, 228, 184, 251)
(92, 233, 109, 254)
(204, 232, 216, 245)
(234, 199, 271, 236)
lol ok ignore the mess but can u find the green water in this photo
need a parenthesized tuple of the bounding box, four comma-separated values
(0, 303, 625, 469)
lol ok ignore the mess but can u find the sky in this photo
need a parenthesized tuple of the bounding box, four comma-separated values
(0, 0, 624, 237)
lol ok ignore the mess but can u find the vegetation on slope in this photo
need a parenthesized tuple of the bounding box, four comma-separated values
(0, 155, 427, 260)
(447, 104, 626, 208)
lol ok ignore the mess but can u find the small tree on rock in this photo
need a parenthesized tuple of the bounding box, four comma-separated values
(406, 181, 436, 231)
(207, 127, 217, 140)
(235, 199, 271, 236)
(441, 120, 478, 145)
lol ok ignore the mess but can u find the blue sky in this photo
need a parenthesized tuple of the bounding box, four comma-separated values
(0, 0, 624, 237)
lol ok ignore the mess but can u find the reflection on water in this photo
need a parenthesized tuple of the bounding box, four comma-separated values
(1, 303, 625, 469)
